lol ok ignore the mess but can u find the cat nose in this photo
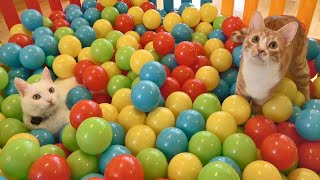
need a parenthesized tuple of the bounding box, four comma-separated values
(257, 49, 266, 54)
(47, 99, 53, 104)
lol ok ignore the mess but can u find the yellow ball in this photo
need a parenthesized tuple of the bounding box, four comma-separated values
(182, 7, 200, 27)
(9, 24, 32, 37)
(58, 35, 82, 58)
(125, 31, 140, 42)
(7, 133, 40, 146)
(275, 77, 298, 102)
(78, 47, 95, 62)
(99, 0, 116, 7)
(52, 54, 77, 78)
(128, 6, 144, 25)
(165, 91, 192, 117)
(262, 93, 293, 123)
(168, 153, 203, 180)
(287, 168, 320, 180)
(200, 3, 218, 23)
(130, 50, 154, 74)
(195, 66, 220, 91)
(222, 95, 251, 125)
(195, 22, 213, 36)
(132, 0, 148, 6)
(118, 105, 146, 132)
(111, 88, 133, 111)
(99, 103, 118, 122)
(242, 160, 282, 180)
(101, 61, 121, 78)
(93, 19, 113, 38)
(163, 13, 182, 32)
(0, 113, 6, 121)
(210, 48, 233, 72)
(204, 38, 224, 57)
(116, 34, 139, 50)
(293, 91, 305, 107)
(125, 125, 156, 155)
(313, 76, 320, 98)
(144, 41, 155, 51)
(143, 9, 161, 30)
(206, 111, 237, 142)
(146, 107, 176, 135)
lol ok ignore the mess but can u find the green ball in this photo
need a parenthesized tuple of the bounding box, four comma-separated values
(131, 77, 140, 88)
(148, 50, 161, 62)
(61, 123, 79, 152)
(193, 93, 221, 120)
(198, 161, 240, 180)
(106, 30, 123, 48)
(76, 117, 112, 155)
(127, 70, 138, 82)
(115, 46, 135, 70)
(0, 138, 40, 179)
(0, 67, 9, 91)
(40, 144, 66, 158)
(188, 131, 221, 165)
(107, 75, 131, 97)
(27, 74, 42, 84)
(67, 150, 99, 180)
(43, 17, 53, 28)
(192, 32, 208, 45)
(222, 133, 257, 170)
(46, 55, 55, 67)
(0, 118, 28, 147)
(54, 27, 75, 41)
(91, 38, 114, 63)
(101, 7, 119, 25)
(0, 95, 4, 107)
(1, 94, 23, 121)
(213, 15, 227, 30)
(136, 148, 168, 180)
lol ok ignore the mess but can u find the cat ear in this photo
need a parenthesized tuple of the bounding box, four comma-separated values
(249, 11, 265, 31)
(277, 22, 298, 46)
(14, 78, 29, 96)
(41, 67, 53, 83)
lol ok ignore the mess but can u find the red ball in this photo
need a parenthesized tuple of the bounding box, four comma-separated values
(163, 65, 171, 77)
(260, 133, 298, 170)
(155, 25, 166, 33)
(310, 80, 315, 98)
(29, 154, 70, 180)
(117, 0, 133, 8)
(140, 2, 156, 12)
(298, 141, 320, 173)
(244, 115, 277, 148)
(224, 38, 241, 53)
(174, 41, 197, 66)
(308, 60, 317, 79)
(49, 11, 66, 22)
(222, 16, 243, 37)
(83, 65, 109, 92)
(171, 65, 195, 86)
(115, 14, 134, 33)
(51, 19, 70, 32)
(74, 60, 95, 84)
(69, 100, 102, 129)
(104, 154, 144, 180)
(153, 32, 175, 56)
(160, 77, 181, 99)
(193, 42, 205, 56)
(96, 3, 104, 12)
(140, 31, 156, 47)
(182, 78, 207, 101)
(55, 143, 71, 157)
(8, 33, 33, 48)
(92, 92, 112, 104)
(189, 55, 211, 73)
(276, 122, 304, 146)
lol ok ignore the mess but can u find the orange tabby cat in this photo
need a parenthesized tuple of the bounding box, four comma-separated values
(232, 11, 310, 110)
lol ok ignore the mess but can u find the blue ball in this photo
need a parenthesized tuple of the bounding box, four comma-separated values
(32, 27, 54, 41)
(32, 67, 57, 81)
(178, 2, 194, 16)
(35, 35, 59, 56)
(140, 61, 166, 87)
(295, 109, 320, 141)
(21, 9, 43, 31)
(66, 86, 92, 109)
(230, 83, 237, 95)
(211, 79, 230, 102)
(303, 99, 320, 111)
(135, 24, 148, 36)
(115, 2, 129, 14)
(209, 156, 242, 177)
(221, 68, 238, 86)
(289, 106, 302, 123)
(99, 145, 131, 174)
(175, 110, 205, 140)
(83, 7, 101, 26)
(156, 127, 188, 160)
(208, 30, 227, 42)
(110, 122, 125, 145)
(232, 45, 242, 67)
(158, 95, 165, 107)
(19, 45, 45, 70)
(157, 9, 167, 17)
(30, 128, 55, 146)
(75, 25, 97, 47)
(80, 173, 104, 180)
(64, 4, 81, 14)
(82, 0, 97, 11)
(171, 23, 193, 43)
(131, 80, 161, 112)
(0, 176, 7, 180)
(161, 53, 178, 71)
(307, 39, 320, 60)
(5, 80, 18, 97)
(0, 43, 22, 67)
(8, 67, 31, 80)
(71, 17, 90, 31)
(66, 9, 83, 23)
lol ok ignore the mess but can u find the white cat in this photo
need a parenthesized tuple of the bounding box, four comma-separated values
(14, 67, 78, 136)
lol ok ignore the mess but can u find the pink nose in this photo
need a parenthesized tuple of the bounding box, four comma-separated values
(257, 49, 266, 54)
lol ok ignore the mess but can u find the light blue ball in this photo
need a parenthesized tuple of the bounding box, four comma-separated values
(66, 86, 92, 109)
(295, 109, 320, 141)
(158, 95, 165, 107)
(157, 9, 167, 17)
(75, 25, 97, 47)
(171, 23, 193, 43)
(131, 80, 161, 112)
(4, 80, 18, 97)
(66, 9, 83, 23)
(71, 17, 90, 31)
(289, 106, 302, 123)
(110, 122, 125, 145)
(83, 7, 101, 26)
(156, 127, 188, 161)
(230, 83, 237, 95)
(303, 99, 320, 111)
(178, 2, 194, 16)
(314, 53, 320, 72)
(208, 29, 227, 42)
(32, 27, 54, 41)
(115, 2, 129, 14)
(64, 4, 81, 14)
(21, 9, 43, 31)
(99, 145, 131, 174)
(0, 43, 22, 67)
(221, 68, 238, 86)
(307, 38, 320, 60)
(140, 61, 166, 87)
(80, 173, 104, 180)
(176, 110, 205, 140)
(232, 45, 242, 67)
(209, 156, 242, 177)
(35, 35, 59, 56)
(19, 45, 45, 70)
(8, 67, 31, 80)
(211, 79, 230, 102)
(161, 53, 178, 71)
(0, 176, 8, 180)
(30, 128, 55, 146)
(82, 0, 97, 11)
(135, 24, 148, 36)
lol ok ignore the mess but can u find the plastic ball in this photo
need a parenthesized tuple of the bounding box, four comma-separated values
(81, 173, 104, 180)
(58, 35, 82, 57)
(163, 12, 182, 32)
(192, 32, 208, 46)
(35, 35, 58, 56)
(93, 19, 113, 38)
(198, 161, 240, 180)
(174, 41, 197, 66)
(293, 90, 306, 107)
(195, 22, 213, 36)
(204, 38, 224, 57)
(54, 27, 74, 41)
(75, 25, 96, 47)
(83, 8, 100, 26)
(74, 60, 95, 83)
(193, 93, 221, 120)
(115, 14, 134, 33)
(30, 128, 55, 146)
(125, 31, 140, 42)
(210, 48, 232, 72)
(0, 43, 22, 67)
(43, 17, 53, 28)
(39, 144, 66, 157)
(142, 9, 161, 30)
(91, 38, 114, 63)
(8, 33, 33, 48)
(49, 10, 65, 22)
(0, 118, 28, 147)
(117, 105, 146, 132)
(101, 61, 122, 78)
(222, 16, 243, 37)
(176, 110, 205, 140)
(153, 32, 175, 56)
(213, 15, 227, 30)
(82, 0, 97, 11)
(7, 133, 39, 147)
(221, 68, 238, 86)
(60, 123, 79, 152)
(83, 65, 109, 91)
(52, 54, 76, 78)
(307, 39, 320, 60)
(66, 8, 84, 23)
(232, 45, 242, 67)
(99, 145, 131, 174)
(4, 80, 18, 96)
(51, 19, 70, 32)
(70, 17, 89, 31)
(275, 77, 298, 102)
(130, 49, 154, 74)
(195, 66, 220, 91)
(222, 95, 251, 125)
(111, 88, 133, 111)
(160, 54, 177, 72)
(224, 38, 241, 53)
(211, 79, 230, 102)
(64, 4, 81, 14)
(262, 93, 293, 123)
(288, 168, 320, 180)
(0, 67, 8, 91)
(189, 55, 210, 73)
(107, 75, 131, 96)
(242, 160, 282, 180)
(115, 46, 135, 70)
(165, 91, 192, 117)
(21, 9, 43, 31)
(181, 78, 207, 101)
(171, 23, 193, 43)
(114, 1, 129, 14)
(127, 6, 144, 25)
(208, 29, 227, 42)
(140, 1, 156, 11)
(209, 156, 241, 177)
(295, 109, 320, 141)
(298, 141, 320, 173)
(1, 94, 23, 120)
(140, 61, 166, 87)
(19, 45, 45, 70)
(200, 3, 218, 23)
(101, 7, 119, 25)
(32, 27, 53, 41)
(116, 34, 138, 50)
(66, 86, 92, 109)
(9, 23, 32, 37)
(178, 2, 194, 16)
(145, 107, 175, 136)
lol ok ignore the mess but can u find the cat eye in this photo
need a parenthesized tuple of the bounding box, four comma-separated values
(33, 94, 41, 100)
(49, 87, 55, 94)
(252, 36, 260, 43)
(269, 41, 278, 49)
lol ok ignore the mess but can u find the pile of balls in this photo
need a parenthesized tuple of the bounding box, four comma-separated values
(0, 0, 320, 179)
